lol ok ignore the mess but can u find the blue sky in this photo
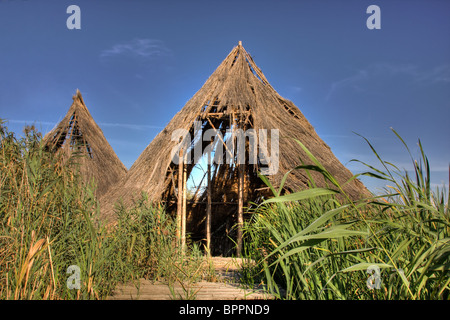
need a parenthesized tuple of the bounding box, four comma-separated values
(1, 0, 449, 194)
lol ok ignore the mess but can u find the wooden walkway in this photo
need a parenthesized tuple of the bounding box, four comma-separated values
(107, 257, 272, 300)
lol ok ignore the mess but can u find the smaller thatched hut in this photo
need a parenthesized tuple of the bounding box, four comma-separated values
(43, 90, 127, 197)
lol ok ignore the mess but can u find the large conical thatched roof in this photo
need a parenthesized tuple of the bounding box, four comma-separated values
(101, 42, 369, 226)
(43, 90, 127, 197)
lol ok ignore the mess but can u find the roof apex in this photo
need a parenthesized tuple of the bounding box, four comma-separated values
(73, 89, 86, 106)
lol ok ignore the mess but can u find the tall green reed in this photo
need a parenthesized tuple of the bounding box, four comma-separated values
(242, 129, 449, 299)
(0, 120, 207, 299)
(113, 195, 206, 286)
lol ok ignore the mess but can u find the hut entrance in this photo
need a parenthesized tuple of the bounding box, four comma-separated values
(162, 112, 272, 256)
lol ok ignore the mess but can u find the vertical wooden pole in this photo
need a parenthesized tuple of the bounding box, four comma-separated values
(236, 113, 244, 257)
(206, 138, 212, 255)
(237, 162, 244, 257)
(181, 155, 187, 253)
(176, 148, 184, 245)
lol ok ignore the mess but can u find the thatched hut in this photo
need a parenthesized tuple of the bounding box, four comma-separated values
(101, 42, 370, 255)
(43, 90, 127, 198)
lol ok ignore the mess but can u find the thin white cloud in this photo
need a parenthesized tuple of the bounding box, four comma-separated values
(319, 133, 357, 139)
(6, 119, 56, 126)
(100, 39, 172, 60)
(325, 69, 369, 101)
(430, 182, 449, 190)
(291, 86, 303, 93)
(97, 122, 164, 130)
(416, 64, 450, 83)
(5, 119, 163, 131)
(325, 63, 450, 101)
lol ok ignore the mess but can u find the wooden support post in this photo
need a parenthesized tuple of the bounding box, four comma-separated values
(237, 162, 244, 257)
(235, 112, 244, 257)
(206, 138, 212, 255)
(181, 156, 187, 253)
(176, 148, 184, 245)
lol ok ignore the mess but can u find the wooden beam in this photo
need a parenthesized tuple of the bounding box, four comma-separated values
(181, 154, 187, 253)
(206, 116, 234, 160)
(254, 186, 270, 191)
(206, 137, 213, 255)
(162, 200, 239, 205)
(234, 112, 244, 257)
(192, 169, 207, 200)
(203, 112, 226, 117)
(237, 163, 244, 257)
(176, 148, 184, 244)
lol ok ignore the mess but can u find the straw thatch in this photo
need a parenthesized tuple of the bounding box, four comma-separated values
(100, 42, 370, 253)
(43, 90, 127, 197)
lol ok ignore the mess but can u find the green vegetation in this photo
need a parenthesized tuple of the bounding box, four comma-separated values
(1, 120, 447, 300)
(242, 130, 449, 299)
(0, 120, 205, 300)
